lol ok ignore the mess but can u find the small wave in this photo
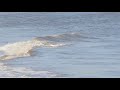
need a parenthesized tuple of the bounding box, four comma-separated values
(0, 32, 86, 60)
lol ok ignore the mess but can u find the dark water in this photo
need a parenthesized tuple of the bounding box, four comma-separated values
(0, 12, 120, 78)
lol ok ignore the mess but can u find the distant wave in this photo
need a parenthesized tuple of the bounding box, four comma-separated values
(35, 32, 82, 42)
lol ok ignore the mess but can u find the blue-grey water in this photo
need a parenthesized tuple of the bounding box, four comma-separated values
(0, 12, 120, 78)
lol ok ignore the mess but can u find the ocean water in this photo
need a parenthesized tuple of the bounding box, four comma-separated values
(0, 12, 120, 78)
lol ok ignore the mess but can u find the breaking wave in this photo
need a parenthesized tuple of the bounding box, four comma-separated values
(0, 32, 83, 60)
(0, 39, 65, 60)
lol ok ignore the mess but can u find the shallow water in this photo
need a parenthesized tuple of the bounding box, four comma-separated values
(0, 12, 120, 78)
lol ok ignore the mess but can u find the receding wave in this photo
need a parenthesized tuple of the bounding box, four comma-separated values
(0, 62, 57, 78)
(0, 32, 84, 60)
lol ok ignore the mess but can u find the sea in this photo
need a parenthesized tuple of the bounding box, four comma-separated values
(0, 12, 120, 78)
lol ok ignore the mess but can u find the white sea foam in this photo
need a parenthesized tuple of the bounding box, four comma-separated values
(0, 62, 57, 78)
